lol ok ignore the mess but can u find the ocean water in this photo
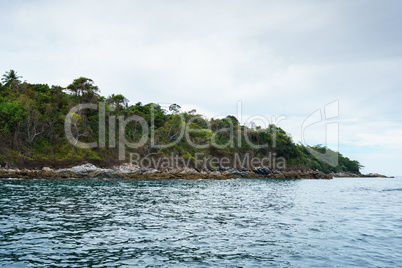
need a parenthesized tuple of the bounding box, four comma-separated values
(0, 177, 401, 267)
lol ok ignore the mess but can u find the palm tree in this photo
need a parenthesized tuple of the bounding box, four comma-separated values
(1, 70, 22, 88)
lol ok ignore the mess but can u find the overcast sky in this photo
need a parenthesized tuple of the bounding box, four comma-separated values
(1, 0, 401, 175)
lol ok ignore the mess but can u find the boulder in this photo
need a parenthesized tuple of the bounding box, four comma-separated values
(115, 163, 141, 174)
(274, 172, 286, 179)
(365, 173, 387, 178)
(71, 163, 99, 173)
(178, 168, 199, 175)
(144, 168, 160, 174)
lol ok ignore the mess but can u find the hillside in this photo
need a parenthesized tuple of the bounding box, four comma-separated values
(0, 70, 362, 174)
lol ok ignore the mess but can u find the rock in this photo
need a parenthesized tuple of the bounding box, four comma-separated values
(93, 171, 121, 179)
(179, 168, 199, 175)
(231, 170, 242, 176)
(144, 168, 160, 174)
(292, 171, 303, 179)
(274, 173, 286, 179)
(262, 167, 271, 175)
(252, 167, 271, 176)
(71, 163, 99, 173)
(115, 163, 141, 173)
(210, 171, 221, 176)
(365, 173, 387, 178)
(0, 162, 349, 180)
(55, 163, 115, 179)
(314, 171, 325, 178)
(332, 172, 360, 178)
(253, 167, 261, 174)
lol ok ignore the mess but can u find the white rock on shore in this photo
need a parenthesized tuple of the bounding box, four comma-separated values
(114, 163, 141, 173)
(57, 163, 114, 173)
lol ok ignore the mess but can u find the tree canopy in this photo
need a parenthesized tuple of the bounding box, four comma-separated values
(0, 70, 363, 173)
(1, 69, 22, 88)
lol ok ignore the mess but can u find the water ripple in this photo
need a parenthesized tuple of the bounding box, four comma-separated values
(1, 177, 402, 267)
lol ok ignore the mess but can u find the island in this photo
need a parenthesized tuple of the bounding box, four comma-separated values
(1, 70, 383, 179)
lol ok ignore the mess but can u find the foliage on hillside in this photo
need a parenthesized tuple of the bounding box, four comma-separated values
(0, 70, 362, 173)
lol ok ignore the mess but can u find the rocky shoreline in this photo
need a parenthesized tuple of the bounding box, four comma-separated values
(0, 163, 391, 180)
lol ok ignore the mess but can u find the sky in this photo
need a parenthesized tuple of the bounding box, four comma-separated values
(1, 0, 401, 175)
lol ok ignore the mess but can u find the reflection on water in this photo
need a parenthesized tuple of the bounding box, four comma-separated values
(1, 178, 402, 267)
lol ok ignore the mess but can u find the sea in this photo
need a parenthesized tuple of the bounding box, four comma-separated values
(1, 177, 401, 267)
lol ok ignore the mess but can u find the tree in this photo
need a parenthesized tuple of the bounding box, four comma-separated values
(18, 95, 47, 144)
(169, 103, 181, 114)
(167, 103, 183, 140)
(2, 70, 22, 88)
(67, 77, 99, 103)
(65, 112, 85, 146)
(106, 94, 128, 113)
(0, 100, 26, 147)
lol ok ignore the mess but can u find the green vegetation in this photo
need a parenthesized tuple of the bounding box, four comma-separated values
(0, 70, 363, 173)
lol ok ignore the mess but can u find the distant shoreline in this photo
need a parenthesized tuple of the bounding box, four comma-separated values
(0, 163, 390, 180)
